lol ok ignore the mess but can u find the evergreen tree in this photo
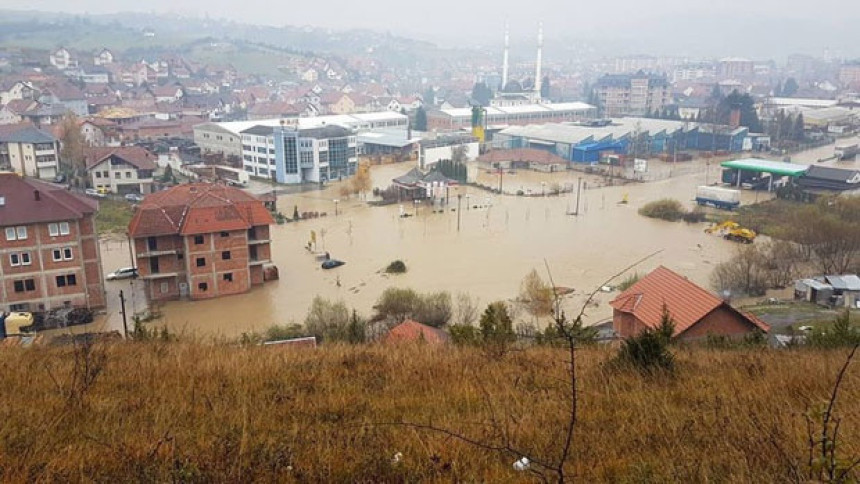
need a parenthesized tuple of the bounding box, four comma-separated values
(414, 106, 428, 131)
(423, 87, 436, 107)
(793, 113, 805, 142)
(782, 77, 799, 97)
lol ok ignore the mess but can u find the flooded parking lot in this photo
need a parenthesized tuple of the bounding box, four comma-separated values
(87, 140, 860, 339)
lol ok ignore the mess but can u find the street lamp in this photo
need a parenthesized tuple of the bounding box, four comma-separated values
(333, 199, 339, 216)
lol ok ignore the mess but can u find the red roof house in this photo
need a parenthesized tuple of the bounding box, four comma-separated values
(127, 182, 276, 301)
(609, 266, 769, 340)
(384, 320, 450, 344)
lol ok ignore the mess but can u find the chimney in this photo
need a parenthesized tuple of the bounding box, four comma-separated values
(34, 190, 40, 201)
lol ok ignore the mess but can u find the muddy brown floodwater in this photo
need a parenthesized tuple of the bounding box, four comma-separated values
(90, 140, 859, 339)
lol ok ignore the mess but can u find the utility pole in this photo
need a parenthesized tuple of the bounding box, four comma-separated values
(498, 165, 503, 194)
(574, 177, 582, 215)
(119, 290, 129, 338)
(457, 193, 462, 231)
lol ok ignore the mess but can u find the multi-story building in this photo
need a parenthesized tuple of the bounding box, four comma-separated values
(717, 57, 755, 79)
(839, 62, 860, 89)
(594, 73, 670, 117)
(0, 123, 60, 180)
(127, 183, 276, 302)
(193, 111, 408, 158)
(0, 173, 106, 312)
(273, 125, 358, 184)
(84, 146, 157, 195)
(240, 125, 277, 179)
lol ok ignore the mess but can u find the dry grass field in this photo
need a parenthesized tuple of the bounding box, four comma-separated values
(1, 341, 859, 482)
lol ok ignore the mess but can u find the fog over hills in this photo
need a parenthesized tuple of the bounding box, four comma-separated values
(1, 0, 859, 59)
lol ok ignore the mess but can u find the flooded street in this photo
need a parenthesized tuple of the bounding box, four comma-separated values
(89, 139, 858, 339)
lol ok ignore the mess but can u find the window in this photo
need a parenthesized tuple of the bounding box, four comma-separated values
(221, 251, 231, 260)
(11, 252, 31, 266)
(14, 279, 35, 292)
(194, 235, 204, 245)
(53, 249, 62, 262)
(160, 282, 169, 293)
(196, 257, 205, 267)
(223, 273, 233, 282)
(6, 226, 26, 241)
(198, 282, 208, 291)
(63, 248, 72, 260)
(220, 231, 229, 237)
(49, 223, 59, 236)
(96, 172, 102, 178)
(56, 274, 77, 287)
(59, 222, 69, 235)
(126, 172, 132, 179)
(102, 171, 108, 178)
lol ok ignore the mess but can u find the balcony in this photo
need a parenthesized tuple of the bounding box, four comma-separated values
(141, 271, 179, 280)
(248, 238, 270, 245)
(249, 258, 270, 266)
(137, 249, 179, 258)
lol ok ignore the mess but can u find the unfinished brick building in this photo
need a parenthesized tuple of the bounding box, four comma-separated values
(127, 182, 275, 302)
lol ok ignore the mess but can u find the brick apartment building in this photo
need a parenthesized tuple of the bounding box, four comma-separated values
(127, 182, 276, 302)
(0, 172, 106, 312)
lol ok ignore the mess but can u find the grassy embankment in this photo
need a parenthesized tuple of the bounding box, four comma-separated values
(1, 342, 859, 481)
(95, 199, 134, 237)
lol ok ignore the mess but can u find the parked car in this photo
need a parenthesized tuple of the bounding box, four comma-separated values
(53, 174, 66, 183)
(85, 188, 107, 198)
(321, 259, 345, 270)
(106, 267, 138, 280)
(124, 193, 145, 202)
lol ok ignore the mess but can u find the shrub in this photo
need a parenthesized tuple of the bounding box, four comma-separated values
(263, 324, 307, 342)
(372, 288, 452, 328)
(681, 208, 707, 223)
(808, 310, 860, 348)
(616, 272, 641, 292)
(613, 304, 675, 374)
(417, 291, 452, 328)
(479, 301, 516, 351)
(304, 296, 366, 343)
(638, 198, 686, 222)
(385, 260, 407, 274)
(449, 323, 481, 345)
(518, 269, 554, 317)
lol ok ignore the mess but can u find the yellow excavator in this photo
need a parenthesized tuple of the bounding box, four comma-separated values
(705, 221, 756, 244)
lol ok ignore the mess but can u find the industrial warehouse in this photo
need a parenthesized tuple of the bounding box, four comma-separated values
(491, 118, 771, 162)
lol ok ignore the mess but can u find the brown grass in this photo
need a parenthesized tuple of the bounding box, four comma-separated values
(1, 342, 860, 481)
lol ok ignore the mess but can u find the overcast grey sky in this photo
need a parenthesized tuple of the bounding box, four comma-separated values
(5, 0, 860, 57)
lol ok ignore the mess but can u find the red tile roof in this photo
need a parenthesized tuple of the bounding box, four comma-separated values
(477, 148, 569, 166)
(0, 173, 98, 226)
(128, 182, 274, 237)
(384, 320, 450, 344)
(84, 146, 158, 170)
(609, 266, 769, 336)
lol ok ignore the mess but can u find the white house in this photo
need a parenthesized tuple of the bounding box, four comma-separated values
(93, 48, 114, 66)
(84, 146, 157, 195)
(49, 48, 77, 70)
(0, 81, 38, 106)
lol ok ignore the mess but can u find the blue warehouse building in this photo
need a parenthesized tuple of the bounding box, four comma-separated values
(493, 118, 751, 163)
